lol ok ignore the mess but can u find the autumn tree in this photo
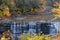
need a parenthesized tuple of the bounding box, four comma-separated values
(0, 10, 3, 19)
(51, 2, 60, 21)
(0, 0, 11, 18)
(3, 5, 11, 17)
(51, 2, 60, 17)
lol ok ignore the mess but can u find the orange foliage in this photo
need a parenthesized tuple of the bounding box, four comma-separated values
(2, 30, 10, 36)
(54, 2, 60, 8)
(51, 2, 60, 17)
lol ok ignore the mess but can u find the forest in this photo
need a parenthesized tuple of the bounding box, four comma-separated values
(0, 0, 47, 18)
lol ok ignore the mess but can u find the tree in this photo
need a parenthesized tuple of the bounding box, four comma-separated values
(0, 10, 3, 18)
(0, 0, 46, 17)
(51, 2, 60, 21)
(14, 0, 46, 15)
(51, 2, 60, 17)
(3, 5, 11, 17)
(0, 3, 4, 19)
(0, 4, 11, 18)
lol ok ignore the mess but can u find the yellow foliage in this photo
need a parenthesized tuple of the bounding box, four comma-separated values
(0, 10, 3, 18)
(34, 9, 39, 12)
(58, 27, 60, 32)
(3, 5, 11, 17)
(51, 8, 60, 13)
(1, 36, 7, 40)
(51, 2, 60, 17)
(33, 35, 39, 40)
(52, 8, 60, 17)
(45, 35, 50, 40)
(19, 33, 50, 40)
(39, 34, 45, 40)
(27, 37, 33, 40)
(54, 2, 60, 8)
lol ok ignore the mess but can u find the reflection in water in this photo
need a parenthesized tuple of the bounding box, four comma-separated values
(1, 22, 59, 40)
(10, 22, 59, 40)
(0, 22, 58, 40)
